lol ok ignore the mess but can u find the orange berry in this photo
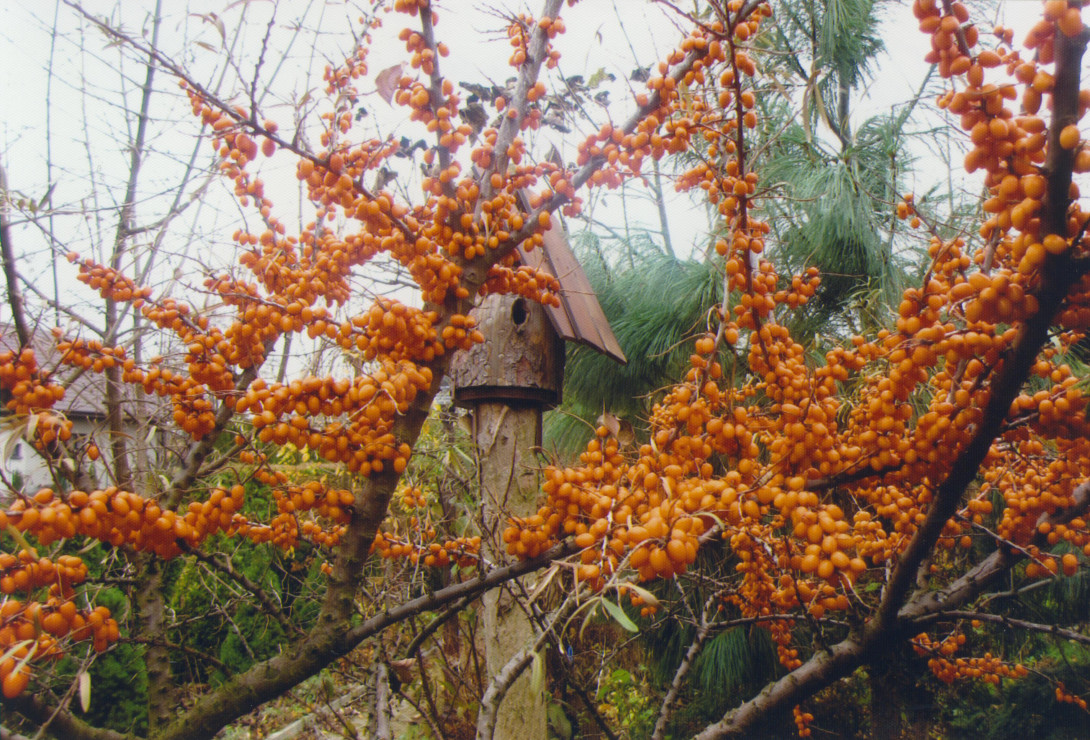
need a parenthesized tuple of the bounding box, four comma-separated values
(2, 666, 28, 699)
(1059, 7, 1084, 37)
(41, 611, 68, 636)
(1043, 233, 1069, 254)
(649, 547, 671, 574)
(1060, 124, 1080, 150)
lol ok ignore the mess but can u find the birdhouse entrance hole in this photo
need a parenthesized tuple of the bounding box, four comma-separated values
(511, 298, 528, 326)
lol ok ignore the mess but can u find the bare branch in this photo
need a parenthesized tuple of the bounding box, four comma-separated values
(475, 646, 538, 740)
(180, 542, 301, 638)
(917, 610, 1090, 647)
(653, 594, 716, 740)
(3, 694, 131, 740)
(372, 663, 392, 740)
(154, 541, 575, 740)
(0, 158, 31, 349)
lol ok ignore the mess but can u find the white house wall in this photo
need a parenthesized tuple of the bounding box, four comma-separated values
(0, 417, 113, 496)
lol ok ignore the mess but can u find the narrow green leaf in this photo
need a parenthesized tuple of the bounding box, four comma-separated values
(531, 651, 545, 695)
(5, 525, 36, 558)
(601, 599, 638, 632)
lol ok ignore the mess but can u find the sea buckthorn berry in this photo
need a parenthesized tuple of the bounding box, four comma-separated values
(1060, 124, 1080, 150)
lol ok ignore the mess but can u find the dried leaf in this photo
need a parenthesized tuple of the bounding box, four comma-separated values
(388, 659, 414, 685)
(460, 102, 488, 135)
(1, 419, 22, 462)
(616, 419, 635, 448)
(527, 563, 560, 605)
(375, 64, 404, 105)
(587, 67, 614, 89)
(189, 12, 226, 47)
(597, 411, 620, 438)
(23, 413, 38, 440)
(79, 671, 91, 713)
(225, 0, 274, 9)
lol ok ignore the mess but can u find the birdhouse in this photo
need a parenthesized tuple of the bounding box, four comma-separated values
(449, 294, 565, 407)
(449, 213, 626, 410)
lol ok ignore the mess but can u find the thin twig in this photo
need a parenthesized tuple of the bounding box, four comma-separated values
(917, 610, 1090, 647)
(0, 158, 30, 349)
(652, 594, 717, 740)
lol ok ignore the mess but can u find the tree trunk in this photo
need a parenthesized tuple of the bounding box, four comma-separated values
(134, 558, 173, 736)
(474, 402, 547, 740)
(868, 664, 902, 740)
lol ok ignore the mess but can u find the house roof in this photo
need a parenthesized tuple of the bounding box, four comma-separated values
(515, 213, 627, 365)
(1, 323, 111, 418)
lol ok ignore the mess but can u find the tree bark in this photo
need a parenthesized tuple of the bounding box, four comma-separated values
(134, 559, 173, 735)
(475, 402, 547, 740)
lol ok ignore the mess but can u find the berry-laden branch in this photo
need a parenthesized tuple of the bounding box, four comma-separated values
(49, 0, 662, 732)
(917, 610, 1090, 648)
(873, 2, 1090, 635)
(2, 0, 621, 735)
(691, 3, 1090, 735)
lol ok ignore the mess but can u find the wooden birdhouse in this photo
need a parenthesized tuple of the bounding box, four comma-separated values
(448, 293, 564, 407)
(449, 212, 626, 409)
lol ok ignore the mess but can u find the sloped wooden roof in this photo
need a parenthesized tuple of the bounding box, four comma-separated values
(515, 214, 626, 365)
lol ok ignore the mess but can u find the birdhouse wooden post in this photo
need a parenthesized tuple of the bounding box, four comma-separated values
(449, 290, 562, 560)
(450, 215, 625, 740)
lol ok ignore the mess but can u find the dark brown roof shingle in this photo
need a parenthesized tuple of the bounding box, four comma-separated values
(516, 214, 626, 365)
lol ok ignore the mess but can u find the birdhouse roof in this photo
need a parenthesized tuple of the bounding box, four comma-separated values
(515, 214, 626, 365)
